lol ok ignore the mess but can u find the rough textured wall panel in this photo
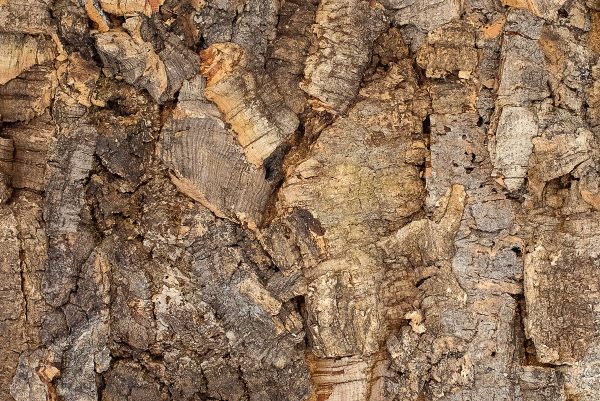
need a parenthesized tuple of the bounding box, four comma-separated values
(1, 0, 600, 400)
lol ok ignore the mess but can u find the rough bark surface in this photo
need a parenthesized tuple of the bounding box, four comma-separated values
(1, 0, 600, 400)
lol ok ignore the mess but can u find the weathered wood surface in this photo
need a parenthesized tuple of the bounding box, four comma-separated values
(1, 0, 600, 400)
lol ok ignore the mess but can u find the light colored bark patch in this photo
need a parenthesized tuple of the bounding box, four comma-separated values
(201, 43, 299, 167)
(491, 106, 538, 191)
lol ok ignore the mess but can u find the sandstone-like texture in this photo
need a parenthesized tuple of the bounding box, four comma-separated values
(1, 0, 600, 400)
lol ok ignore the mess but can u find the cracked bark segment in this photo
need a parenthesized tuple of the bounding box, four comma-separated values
(562, 344, 600, 401)
(105, 239, 157, 351)
(191, 0, 279, 65)
(185, 0, 241, 46)
(438, 38, 526, 316)
(54, 0, 97, 57)
(266, 0, 317, 114)
(588, 61, 600, 130)
(42, 123, 97, 307)
(0, 206, 25, 401)
(259, 210, 327, 302)
(138, 179, 308, 401)
(98, 0, 164, 16)
(200, 43, 299, 167)
(95, 29, 168, 101)
(500, 0, 567, 19)
(1, 194, 51, 401)
(387, 312, 480, 400)
(524, 216, 600, 365)
(11, 193, 50, 348)
(489, 106, 538, 191)
(518, 366, 567, 401)
(94, 182, 215, 399)
(390, 0, 462, 31)
(191, 228, 311, 401)
(380, 185, 478, 401)
(41, 56, 100, 309)
(90, 82, 158, 194)
(378, 184, 466, 267)
(95, 17, 198, 103)
(497, 13, 549, 106)
(452, 221, 524, 297)
(1, 116, 55, 191)
(301, 0, 387, 114)
(280, 60, 427, 358)
(307, 353, 391, 401)
(0, 63, 57, 123)
(426, 112, 487, 208)
(0, 138, 12, 202)
(58, 317, 110, 401)
(528, 126, 594, 201)
(415, 22, 478, 79)
(540, 25, 595, 113)
(10, 349, 61, 401)
(102, 360, 164, 400)
(384, 186, 523, 399)
(160, 75, 274, 227)
(69, 175, 311, 401)
(229, 0, 279, 66)
(578, 164, 600, 211)
(0, 34, 56, 85)
(0, 0, 54, 34)
(523, 102, 593, 201)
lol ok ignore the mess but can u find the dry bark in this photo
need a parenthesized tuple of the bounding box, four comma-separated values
(1, 0, 600, 400)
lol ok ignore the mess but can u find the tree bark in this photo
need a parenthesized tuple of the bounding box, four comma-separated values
(1, 0, 600, 400)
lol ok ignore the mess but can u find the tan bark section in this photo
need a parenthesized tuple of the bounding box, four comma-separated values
(500, 0, 566, 18)
(0, 34, 55, 85)
(307, 353, 390, 401)
(99, 0, 164, 16)
(200, 43, 299, 167)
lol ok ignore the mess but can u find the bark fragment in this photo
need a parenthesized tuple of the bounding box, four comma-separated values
(95, 16, 198, 103)
(160, 75, 274, 226)
(301, 0, 387, 113)
(200, 43, 299, 167)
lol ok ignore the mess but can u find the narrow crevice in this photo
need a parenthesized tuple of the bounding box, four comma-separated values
(512, 293, 561, 368)
(18, 245, 29, 325)
(292, 295, 310, 349)
(260, 111, 335, 229)
(422, 115, 431, 137)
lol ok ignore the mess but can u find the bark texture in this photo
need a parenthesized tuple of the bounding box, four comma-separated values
(1, 0, 600, 400)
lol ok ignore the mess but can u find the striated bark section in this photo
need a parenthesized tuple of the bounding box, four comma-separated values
(0, 34, 56, 85)
(266, 0, 318, 114)
(1, 116, 54, 191)
(160, 75, 274, 226)
(95, 16, 198, 103)
(200, 43, 299, 167)
(301, 0, 387, 113)
(0, 31, 58, 123)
